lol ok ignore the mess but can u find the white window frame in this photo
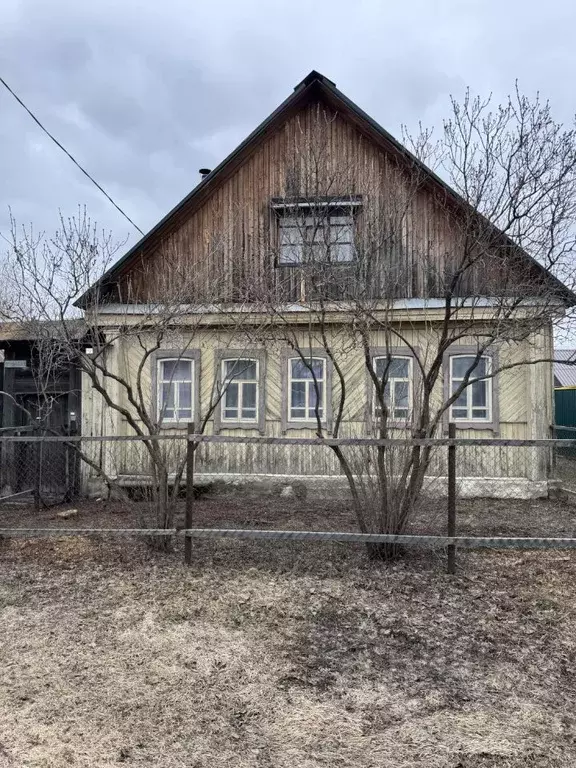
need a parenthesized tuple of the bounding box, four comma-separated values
(221, 358, 259, 424)
(157, 357, 194, 424)
(372, 355, 413, 421)
(288, 357, 326, 422)
(449, 354, 492, 423)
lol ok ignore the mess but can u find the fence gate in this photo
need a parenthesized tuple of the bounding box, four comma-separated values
(0, 395, 79, 505)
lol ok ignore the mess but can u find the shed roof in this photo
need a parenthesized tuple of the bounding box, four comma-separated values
(0, 320, 88, 343)
(554, 349, 576, 387)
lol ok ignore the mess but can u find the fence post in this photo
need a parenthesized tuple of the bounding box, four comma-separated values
(33, 423, 41, 514)
(447, 422, 456, 574)
(185, 422, 196, 565)
(66, 419, 79, 502)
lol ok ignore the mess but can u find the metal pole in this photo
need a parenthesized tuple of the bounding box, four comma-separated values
(66, 419, 79, 502)
(33, 423, 41, 514)
(447, 422, 456, 574)
(184, 422, 195, 565)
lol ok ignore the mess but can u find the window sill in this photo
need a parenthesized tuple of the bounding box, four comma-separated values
(214, 420, 265, 435)
(284, 421, 329, 433)
(371, 421, 413, 430)
(449, 421, 499, 433)
(276, 261, 357, 269)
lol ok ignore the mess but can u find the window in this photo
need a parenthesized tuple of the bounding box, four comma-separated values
(279, 214, 355, 265)
(288, 357, 325, 421)
(373, 356, 412, 421)
(221, 359, 259, 422)
(158, 358, 193, 422)
(449, 355, 492, 422)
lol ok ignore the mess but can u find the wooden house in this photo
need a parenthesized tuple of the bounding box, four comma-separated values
(76, 71, 574, 497)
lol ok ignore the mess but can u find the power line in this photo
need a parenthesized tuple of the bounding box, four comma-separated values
(0, 75, 144, 236)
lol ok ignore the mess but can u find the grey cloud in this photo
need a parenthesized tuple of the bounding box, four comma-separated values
(1, 0, 575, 250)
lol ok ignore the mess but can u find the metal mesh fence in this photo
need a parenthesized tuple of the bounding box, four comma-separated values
(0, 433, 575, 548)
(0, 427, 79, 507)
(552, 425, 576, 500)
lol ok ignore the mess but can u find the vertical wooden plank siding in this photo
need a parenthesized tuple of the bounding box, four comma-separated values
(117, 101, 523, 305)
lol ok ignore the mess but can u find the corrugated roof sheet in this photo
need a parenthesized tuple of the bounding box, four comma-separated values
(554, 349, 576, 387)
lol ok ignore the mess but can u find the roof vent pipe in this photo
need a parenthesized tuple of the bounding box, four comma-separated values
(199, 168, 212, 180)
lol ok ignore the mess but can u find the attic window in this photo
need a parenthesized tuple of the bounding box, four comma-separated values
(273, 197, 360, 266)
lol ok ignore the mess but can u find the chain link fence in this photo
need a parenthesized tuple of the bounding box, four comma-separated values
(0, 431, 575, 567)
(0, 426, 79, 507)
(552, 424, 576, 494)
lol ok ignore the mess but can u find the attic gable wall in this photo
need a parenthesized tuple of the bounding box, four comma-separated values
(113, 101, 533, 305)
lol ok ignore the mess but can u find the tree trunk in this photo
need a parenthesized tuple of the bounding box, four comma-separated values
(365, 445, 432, 561)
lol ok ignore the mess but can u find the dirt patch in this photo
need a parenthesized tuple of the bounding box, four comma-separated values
(0, 539, 576, 766)
(1, 492, 576, 539)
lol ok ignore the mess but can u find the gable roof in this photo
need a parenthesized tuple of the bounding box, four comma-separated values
(76, 70, 576, 307)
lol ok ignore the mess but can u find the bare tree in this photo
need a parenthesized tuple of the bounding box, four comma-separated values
(4, 209, 265, 540)
(255, 94, 576, 557)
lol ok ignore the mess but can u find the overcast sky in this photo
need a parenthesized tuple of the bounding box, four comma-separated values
(1, 0, 575, 249)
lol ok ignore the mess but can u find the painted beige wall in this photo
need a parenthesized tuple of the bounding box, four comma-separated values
(80, 317, 554, 483)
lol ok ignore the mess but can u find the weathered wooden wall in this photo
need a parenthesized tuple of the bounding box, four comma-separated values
(112, 102, 533, 306)
(80, 321, 554, 485)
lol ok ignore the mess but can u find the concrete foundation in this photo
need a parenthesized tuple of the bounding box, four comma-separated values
(105, 472, 552, 500)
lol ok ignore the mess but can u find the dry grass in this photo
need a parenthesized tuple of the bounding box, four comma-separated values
(2, 490, 576, 539)
(1, 528, 576, 767)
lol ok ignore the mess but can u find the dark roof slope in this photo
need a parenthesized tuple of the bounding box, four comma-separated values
(76, 70, 576, 307)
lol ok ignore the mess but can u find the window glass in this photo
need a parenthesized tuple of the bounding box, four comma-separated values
(224, 359, 257, 381)
(291, 381, 306, 407)
(289, 357, 325, 421)
(222, 359, 259, 422)
(243, 382, 257, 411)
(394, 381, 409, 408)
(161, 359, 191, 381)
(451, 357, 471, 379)
(291, 358, 324, 379)
(449, 355, 491, 422)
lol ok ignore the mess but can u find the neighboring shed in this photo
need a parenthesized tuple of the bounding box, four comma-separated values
(554, 349, 576, 388)
(0, 321, 85, 502)
(554, 349, 576, 439)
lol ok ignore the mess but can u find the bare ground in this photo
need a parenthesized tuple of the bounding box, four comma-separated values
(1, 499, 576, 766)
(1, 489, 576, 538)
